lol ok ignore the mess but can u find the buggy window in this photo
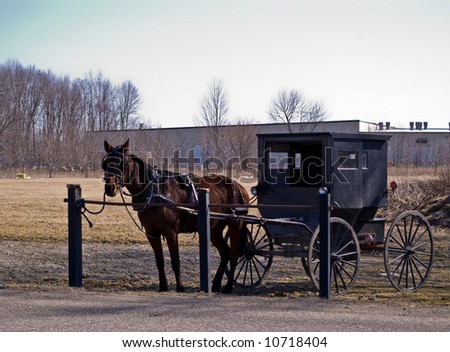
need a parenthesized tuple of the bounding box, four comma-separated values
(362, 152, 368, 169)
(338, 151, 358, 169)
(264, 142, 323, 187)
(294, 153, 301, 168)
(268, 152, 289, 170)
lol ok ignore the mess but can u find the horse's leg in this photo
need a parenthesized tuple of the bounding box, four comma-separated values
(165, 231, 185, 293)
(147, 236, 168, 292)
(210, 221, 229, 293)
(222, 221, 242, 294)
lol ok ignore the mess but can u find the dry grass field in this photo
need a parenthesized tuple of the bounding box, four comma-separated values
(1, 177, 160, 244)
(0, 176, 259, 244)
(0, 171, 449, 306)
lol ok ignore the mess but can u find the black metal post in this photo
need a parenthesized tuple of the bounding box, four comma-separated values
(319, 187, 331, 298)
(197, 188, 211, 293)
(67, 184, 83, 287)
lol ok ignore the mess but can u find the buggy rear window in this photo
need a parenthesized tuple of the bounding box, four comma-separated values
(268, 152, 289, 169)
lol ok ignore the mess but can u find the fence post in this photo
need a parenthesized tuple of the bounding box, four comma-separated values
(319, 187, 331, 298)
(66, 184, 83, 287)
(197, 188, 211, 293)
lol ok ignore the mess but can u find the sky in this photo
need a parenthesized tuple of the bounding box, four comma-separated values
(1, 0, 449, 129)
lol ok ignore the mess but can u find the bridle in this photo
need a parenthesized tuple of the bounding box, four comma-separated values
(102, 149, 136, 189)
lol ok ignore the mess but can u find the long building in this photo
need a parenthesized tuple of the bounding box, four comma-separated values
(94, 119, 450, 169)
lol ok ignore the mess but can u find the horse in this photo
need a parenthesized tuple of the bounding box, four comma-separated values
(102, 139, 250, 293)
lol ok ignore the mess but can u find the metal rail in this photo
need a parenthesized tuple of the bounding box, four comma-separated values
(82, 199, 314, 210)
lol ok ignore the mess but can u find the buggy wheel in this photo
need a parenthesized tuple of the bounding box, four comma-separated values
(301, 258, 311, 277)
(308, 217, 360, 295)
(384, 211, 434, 292)
(225, 222, 273, 289)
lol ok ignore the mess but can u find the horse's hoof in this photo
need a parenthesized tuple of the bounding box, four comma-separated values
(159, 286, 169, 292)
(212, 283, 221, 293)
(177, 286, 186, 293)
(221, 285, 233, 294)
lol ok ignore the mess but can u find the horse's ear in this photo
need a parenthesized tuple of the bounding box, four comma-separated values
(123, 139, 130, 154)
(104, 140, 113, 153)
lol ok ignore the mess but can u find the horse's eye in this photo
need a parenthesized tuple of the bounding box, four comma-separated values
(101, 158, 108, 170)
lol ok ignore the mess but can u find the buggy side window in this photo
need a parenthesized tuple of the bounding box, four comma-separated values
(338, 151, 358, 170)
(362, 152, 368, 169)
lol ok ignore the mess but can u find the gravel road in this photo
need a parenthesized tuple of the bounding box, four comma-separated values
(2, 287, 449, 332)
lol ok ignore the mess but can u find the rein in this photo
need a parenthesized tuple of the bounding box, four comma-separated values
(79, 192, 108, 228)
(119, 187, 152, 237)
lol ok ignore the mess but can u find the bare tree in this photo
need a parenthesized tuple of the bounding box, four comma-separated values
(195, 78, 231, 166)
(223, 117, 259, 161)
(195, 78, 229, 127)
(223, 117, 260, 179)
(305, 100, 327, 129)
(117, 80, 141, 130)
(268, 88, 328, 132)
(268, 89, 305, 133)
(81, 71, 117, 131)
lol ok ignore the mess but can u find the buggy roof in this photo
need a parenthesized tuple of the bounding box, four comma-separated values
(257, 132, 391, 142)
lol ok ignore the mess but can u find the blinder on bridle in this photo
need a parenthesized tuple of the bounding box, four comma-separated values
(101, 148, 131, 188)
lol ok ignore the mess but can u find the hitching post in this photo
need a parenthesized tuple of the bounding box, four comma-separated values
(319, 187, 331, 298)
(197, 188, 211, 293)
(66, 184, 83, 287)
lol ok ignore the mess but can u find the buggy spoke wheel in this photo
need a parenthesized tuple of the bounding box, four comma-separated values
(384, 211, 434, 292)
(308, 217, 360, 295)
(301, 258, 311, 277)
(225, 223, 273, 289)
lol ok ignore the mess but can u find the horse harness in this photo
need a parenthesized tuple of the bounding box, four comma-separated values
(129, 170, 198, 213)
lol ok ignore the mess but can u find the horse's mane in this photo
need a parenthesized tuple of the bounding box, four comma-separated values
(129, 154, 153, 184)
(129, 154, 194, 187)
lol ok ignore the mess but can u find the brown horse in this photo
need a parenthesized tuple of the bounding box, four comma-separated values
(102, 139, 249, 293)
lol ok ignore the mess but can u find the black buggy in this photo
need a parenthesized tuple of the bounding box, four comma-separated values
(226, 132, 434, 295)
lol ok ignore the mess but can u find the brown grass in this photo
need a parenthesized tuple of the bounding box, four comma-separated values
(1, 177, 150, 244)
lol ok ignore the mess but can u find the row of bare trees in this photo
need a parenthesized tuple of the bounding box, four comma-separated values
(0, 60, 141, 173)
(1, 62, 328, 175)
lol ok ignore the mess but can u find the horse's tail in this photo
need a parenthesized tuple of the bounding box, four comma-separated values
(229, 179, 250, 215)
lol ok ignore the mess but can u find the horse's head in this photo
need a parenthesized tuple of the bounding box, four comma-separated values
(102, 139, 132, 197)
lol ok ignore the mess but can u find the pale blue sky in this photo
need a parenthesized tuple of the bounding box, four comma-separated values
(1, 0, 449, 128)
